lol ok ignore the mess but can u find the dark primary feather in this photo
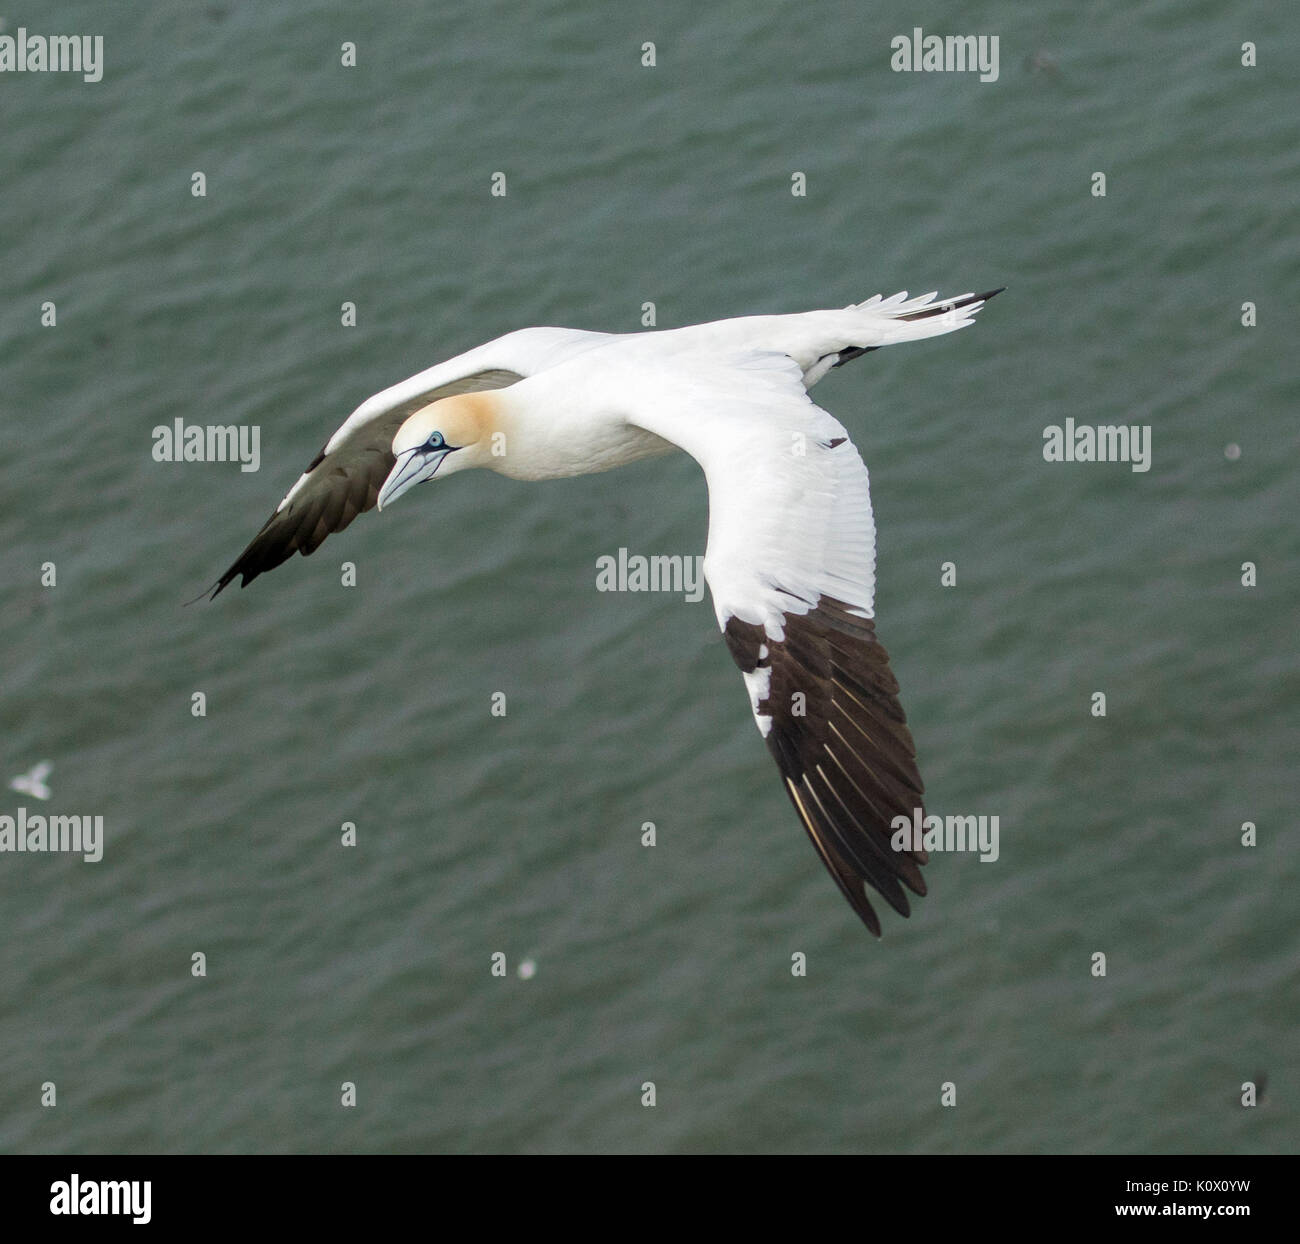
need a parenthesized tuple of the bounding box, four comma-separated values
(724, 596, 928, 936)
(204, 369, 521, 599)
(895, 287, 1005, 321)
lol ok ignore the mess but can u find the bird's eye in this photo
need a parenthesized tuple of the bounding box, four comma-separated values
(426, 431, 445, 450)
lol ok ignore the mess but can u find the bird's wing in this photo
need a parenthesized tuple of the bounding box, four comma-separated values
(657, 288, 1002, 387)
(622, 351, 928, 934)
(206, 326, 611, 597)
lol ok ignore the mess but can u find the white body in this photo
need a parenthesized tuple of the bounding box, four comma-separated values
(216, 289, 998, 935)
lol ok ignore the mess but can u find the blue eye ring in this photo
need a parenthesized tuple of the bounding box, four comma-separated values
(426, 431, 445, 450)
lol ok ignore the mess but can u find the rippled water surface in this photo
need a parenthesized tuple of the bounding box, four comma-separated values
(0, 0, 1295, 1153)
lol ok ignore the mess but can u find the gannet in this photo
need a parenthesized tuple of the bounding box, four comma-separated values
(208, 289, 1002, 934)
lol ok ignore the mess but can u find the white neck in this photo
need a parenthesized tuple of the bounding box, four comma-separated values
(489, 379, 674, 481)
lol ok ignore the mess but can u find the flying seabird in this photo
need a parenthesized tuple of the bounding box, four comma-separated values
(207, 289, 1002, 934)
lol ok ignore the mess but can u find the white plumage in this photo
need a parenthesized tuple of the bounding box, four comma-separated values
(211, 288, 1001, 933)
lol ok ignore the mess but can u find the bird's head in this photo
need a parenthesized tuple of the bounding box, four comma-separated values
(377, 392, 499, 510)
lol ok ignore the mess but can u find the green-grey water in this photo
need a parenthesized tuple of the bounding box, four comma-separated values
(1, 0, 1295, 1154)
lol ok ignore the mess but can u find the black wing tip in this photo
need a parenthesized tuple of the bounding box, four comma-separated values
(183, 583, 224, 607)
(187, 558, 261, 606)
(896, 286, 1006, 322)
(735, 595, 930, 936)
(832, 287, 1006, 365)
(953, 286, 1007, 307)
(183, 578, 226, 607)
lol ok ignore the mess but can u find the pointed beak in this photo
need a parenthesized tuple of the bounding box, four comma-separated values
(377, 447, 448, 511)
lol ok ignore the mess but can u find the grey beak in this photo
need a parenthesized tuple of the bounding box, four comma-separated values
(377, 447, 448, 511)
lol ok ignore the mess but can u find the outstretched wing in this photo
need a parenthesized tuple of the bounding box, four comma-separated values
(652, 288, 1003, 388)
(206, 326, 611, 597)
(625, 352, 928, 934)
(207, 367, 520, 597)
(720, 596, 928, 936)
